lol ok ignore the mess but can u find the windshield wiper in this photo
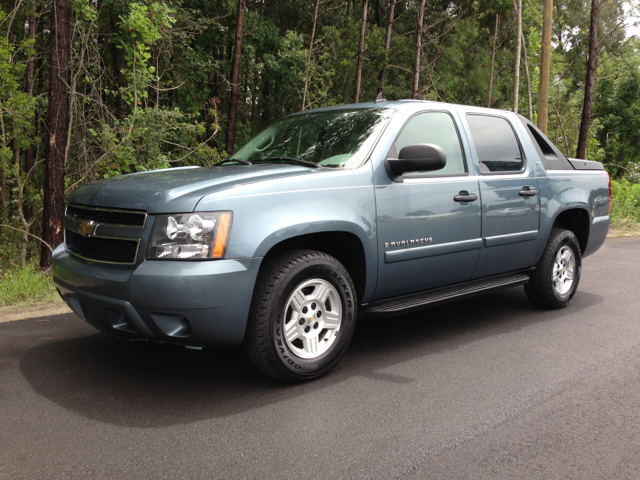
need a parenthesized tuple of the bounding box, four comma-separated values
(220, 158, 252, 165)
(253, 157, 322, 169)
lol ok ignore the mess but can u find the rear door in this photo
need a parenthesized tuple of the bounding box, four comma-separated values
(464, 113, 540, 277)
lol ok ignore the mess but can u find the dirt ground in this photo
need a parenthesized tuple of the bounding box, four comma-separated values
(0, 300, 71, 323)
(607, 223, 640, 238)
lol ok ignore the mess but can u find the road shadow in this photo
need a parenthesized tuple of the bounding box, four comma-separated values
(18, 287, 602, 428)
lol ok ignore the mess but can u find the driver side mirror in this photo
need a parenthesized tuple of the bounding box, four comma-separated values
(385, 143, 447, 182)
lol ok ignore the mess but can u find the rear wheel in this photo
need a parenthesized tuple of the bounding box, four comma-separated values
(244, 249, 357, 382)
(525, 228, 582, 309)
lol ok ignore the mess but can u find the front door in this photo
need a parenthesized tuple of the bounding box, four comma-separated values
(375, 110, 482, 300)
(464, 113, 540, 277)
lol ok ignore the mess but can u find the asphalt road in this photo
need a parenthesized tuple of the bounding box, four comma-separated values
(2, 237, 640, 479)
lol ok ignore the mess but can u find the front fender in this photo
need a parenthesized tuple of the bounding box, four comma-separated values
(195, 165, 378, 302)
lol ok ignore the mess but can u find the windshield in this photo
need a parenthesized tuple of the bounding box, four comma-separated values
(230, 108, 393, 169)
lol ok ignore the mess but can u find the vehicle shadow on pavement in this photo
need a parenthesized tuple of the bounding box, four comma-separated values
(18, 287, 602, 428)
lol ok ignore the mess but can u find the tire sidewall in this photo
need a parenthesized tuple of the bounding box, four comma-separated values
(550, 232, 582, 304)
(270, 261, 356, 378)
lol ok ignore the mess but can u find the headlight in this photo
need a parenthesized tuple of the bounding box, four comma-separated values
(147, 212, 232, 260)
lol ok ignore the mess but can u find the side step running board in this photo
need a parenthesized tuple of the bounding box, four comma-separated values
(363, 272, 531, 317)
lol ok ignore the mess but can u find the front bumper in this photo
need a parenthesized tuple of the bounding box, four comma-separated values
(52, 244, 262, 346)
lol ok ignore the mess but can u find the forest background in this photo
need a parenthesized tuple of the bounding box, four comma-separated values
(1, 0, 640, 300)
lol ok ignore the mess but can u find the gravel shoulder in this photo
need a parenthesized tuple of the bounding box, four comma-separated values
(608, 222, 640, 237)
(0, 300, 71, 323)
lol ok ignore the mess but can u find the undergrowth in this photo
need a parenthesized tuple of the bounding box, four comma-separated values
(0, 264, 59, 307)
(610, 180, 640, 225)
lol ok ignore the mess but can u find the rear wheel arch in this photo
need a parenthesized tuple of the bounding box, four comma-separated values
(549, 208, 590, 254)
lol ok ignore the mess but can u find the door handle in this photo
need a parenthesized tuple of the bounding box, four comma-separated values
(454, 191, 478, 202)
(519, 186, 538, 197)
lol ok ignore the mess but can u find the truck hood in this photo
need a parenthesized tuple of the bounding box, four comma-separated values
(68, 165, 316, 213)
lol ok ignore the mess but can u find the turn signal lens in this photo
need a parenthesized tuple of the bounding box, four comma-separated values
(212, 213, 231, 258)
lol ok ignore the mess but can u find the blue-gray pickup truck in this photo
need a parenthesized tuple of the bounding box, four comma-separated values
(53, 100, 611, 382)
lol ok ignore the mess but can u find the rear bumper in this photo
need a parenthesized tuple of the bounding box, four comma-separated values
(52, 244, 262, 346)
(583, 215, 610, 258)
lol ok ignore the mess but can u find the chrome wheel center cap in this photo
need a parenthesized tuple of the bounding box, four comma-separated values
(282, 279, 342, 359)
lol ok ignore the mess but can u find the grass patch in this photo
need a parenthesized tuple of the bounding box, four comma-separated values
(609, 180, 640, 237)
(608, 220, 640, 237)
(611, 179, 640, 224)
(0, 264, 61, 307)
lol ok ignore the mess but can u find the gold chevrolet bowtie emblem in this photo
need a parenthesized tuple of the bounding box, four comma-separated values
(78, 221, 97, 237)
(308, 314, 316, 323)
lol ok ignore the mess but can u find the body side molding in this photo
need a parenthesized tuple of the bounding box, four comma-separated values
(484, 230, 538, 247)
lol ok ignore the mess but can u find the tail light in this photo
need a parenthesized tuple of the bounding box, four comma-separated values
(607, 173, 612, 215)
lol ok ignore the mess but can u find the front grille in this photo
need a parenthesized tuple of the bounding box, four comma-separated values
(66, 205, 146, 227)
(65, 230, 139, 264)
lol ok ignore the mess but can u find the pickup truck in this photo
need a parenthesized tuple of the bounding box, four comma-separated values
(52, 100, 611, 382)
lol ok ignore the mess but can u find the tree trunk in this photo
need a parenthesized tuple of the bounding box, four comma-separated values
(537, 0, 553, 134)
(554, 103, 571, 157)
(520, 30, 533, 121)
(262, 78, 271, 126)
(250, 69, 259, 124)
(576, 0, 599, 159)
(303, 0, 321, 110)
(1, 120, 5, 241)
(41, 0, 71, 269)
(225, 0, 246, 155)
(21, 16, 36, 264)
(23, 16, 36, 234)
(354, 0, 369, 103)
(513, 0, 522, 113)
(378, 0, 396, 96)
(487, 14, 499, 108)
(14, 146, 28, 267)
(411, 0, 427, 99)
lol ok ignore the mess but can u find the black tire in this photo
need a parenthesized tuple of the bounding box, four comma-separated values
(244, 249, 357, 383)
(525, 228, 582, 309)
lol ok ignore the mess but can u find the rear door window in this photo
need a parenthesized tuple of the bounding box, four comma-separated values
(466, 114, 524, 173)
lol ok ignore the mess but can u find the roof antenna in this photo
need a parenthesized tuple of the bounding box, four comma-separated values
(375, 91, 386, 103)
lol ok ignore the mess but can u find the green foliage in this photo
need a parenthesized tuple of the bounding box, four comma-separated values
(610, 179, 640, 224)
(596, 48, 640, 179)
(91, 108, 208, 177)
(118, 1, 177, 106)
(0, 264, 58, 307)
(2, 0, 640, 268)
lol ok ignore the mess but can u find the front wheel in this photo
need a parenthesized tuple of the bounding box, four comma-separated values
(244, 250, 357, 382)
(525, 228, 582, 309)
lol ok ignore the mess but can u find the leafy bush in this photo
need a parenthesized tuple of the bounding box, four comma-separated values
(0, 264, 59, 307)
(610, 179, 640, 224)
